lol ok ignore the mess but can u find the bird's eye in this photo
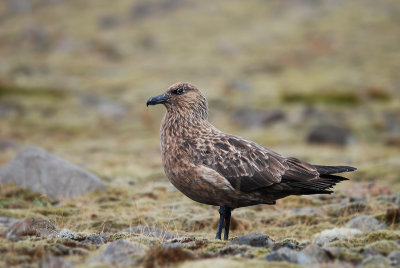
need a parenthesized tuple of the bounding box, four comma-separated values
(173, 86, 186, 95)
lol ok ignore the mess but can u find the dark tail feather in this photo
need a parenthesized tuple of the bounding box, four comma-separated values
(314, 165, 356, 175)
(285, 174, 349, 195)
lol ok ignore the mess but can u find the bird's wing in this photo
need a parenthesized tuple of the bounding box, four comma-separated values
(200, 135, 319, 192)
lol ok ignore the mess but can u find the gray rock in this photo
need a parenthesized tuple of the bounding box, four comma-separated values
(229, 233, 274, 248)
(313, 228, 362, 246)
(57, 229, 77, 240)
(307, 124, 354, 146)
(121, 225, 182, 240)
(302, 243, 333, 263)
(389, 250, 400, 266)
(82, 233, 108, 245)
(3, 217, 59, 240)
(0, 217, 19, 228)
(39, 256, 74, 268)
(89, 240, 144, 265)
(362, 255, 389, 268)
(347, 215, 385, 232)
(0, 146, 106, 199)
(265, 247, 311, 265)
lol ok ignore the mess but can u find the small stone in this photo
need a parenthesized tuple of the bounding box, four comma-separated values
(229, 233, 274, 247)
(121, 225, 182, 240)
(265, 247, 311, 265)
(82, 233, 108, 245)
(0, 146, 106, 199)
(313, 228, 362, 247)
(307, 124, 354, 146)
(346, 215, 385, 232)
(39, 256, 74, 268)
(57, 229, 77, 240)
(362, 255, 389, 268)
(389, 250, 400, 266)
(0, 217, 19, 228)
(3, 217, 59, 240)
(89, 240, 144, 265)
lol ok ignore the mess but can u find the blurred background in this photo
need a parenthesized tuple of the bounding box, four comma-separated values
(0, 0, 400, 238)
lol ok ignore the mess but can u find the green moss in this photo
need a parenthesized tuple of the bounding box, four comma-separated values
(281, 90, 360, 105)
(365, 230, 400, 244)
(365, 240, 400, 255)
(108, 232, 133, 241)
(335, 248, 363, 263)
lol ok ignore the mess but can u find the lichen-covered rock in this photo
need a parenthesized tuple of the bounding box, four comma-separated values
(346, 215, 385, 232)
(57, 229, 77, 240)
(89, 240, 144, 265)
(362, 255, 389, 268)
(265, 247, 311, 265)
(313, 228, 362, 246)
(388, 250, 400, 266)
(3, 217, 59, 240)
(229, 233, 274, 248)
(0, 146, 106, 199)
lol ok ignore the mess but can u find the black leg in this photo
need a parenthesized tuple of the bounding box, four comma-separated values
(223, 207, 232, 241)
(215, 206, 225, 240)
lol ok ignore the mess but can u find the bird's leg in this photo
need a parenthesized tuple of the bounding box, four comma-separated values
(215, 206, 226, 240)
(223, 207, 232, 241)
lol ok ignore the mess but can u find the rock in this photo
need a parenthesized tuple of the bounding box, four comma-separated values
(39, 256, 74, 268)
(346, 215, 385, 232)
(272, 240, 303, 251)
(232, 108, 286, 128)
(81, 233, 108, 245)
(3, 217, 59, 240)
(313, 228, 362, 246)
(57, 229, 77, 240)
(362, 255, 389, 268)
(389, 250, 400, 266)
(306, 124, 354, 146)
(0, 217, 19, 228)
(265, 247, 311, 265)
(89, 240, 144, 265)
(229, 233, 274, 248)
(302, 243, 333, 263)
(0, 146, 106, 199)
(121, 225, 182, 240)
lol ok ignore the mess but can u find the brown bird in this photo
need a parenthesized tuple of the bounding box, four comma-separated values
(147, 82, 356, 240)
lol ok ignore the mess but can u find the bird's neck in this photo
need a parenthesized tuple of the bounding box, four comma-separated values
(161, 111, 212, 139)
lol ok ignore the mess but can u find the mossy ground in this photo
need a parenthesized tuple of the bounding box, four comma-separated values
(0, 0, 400, 266)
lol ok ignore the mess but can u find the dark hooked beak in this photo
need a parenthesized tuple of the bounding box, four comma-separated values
(146, 94, 169, 106)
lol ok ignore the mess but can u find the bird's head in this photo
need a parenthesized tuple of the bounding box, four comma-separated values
(147, 82, 208, 120)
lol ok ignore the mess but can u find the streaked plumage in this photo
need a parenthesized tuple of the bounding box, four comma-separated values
(147, 82, 356, 240)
